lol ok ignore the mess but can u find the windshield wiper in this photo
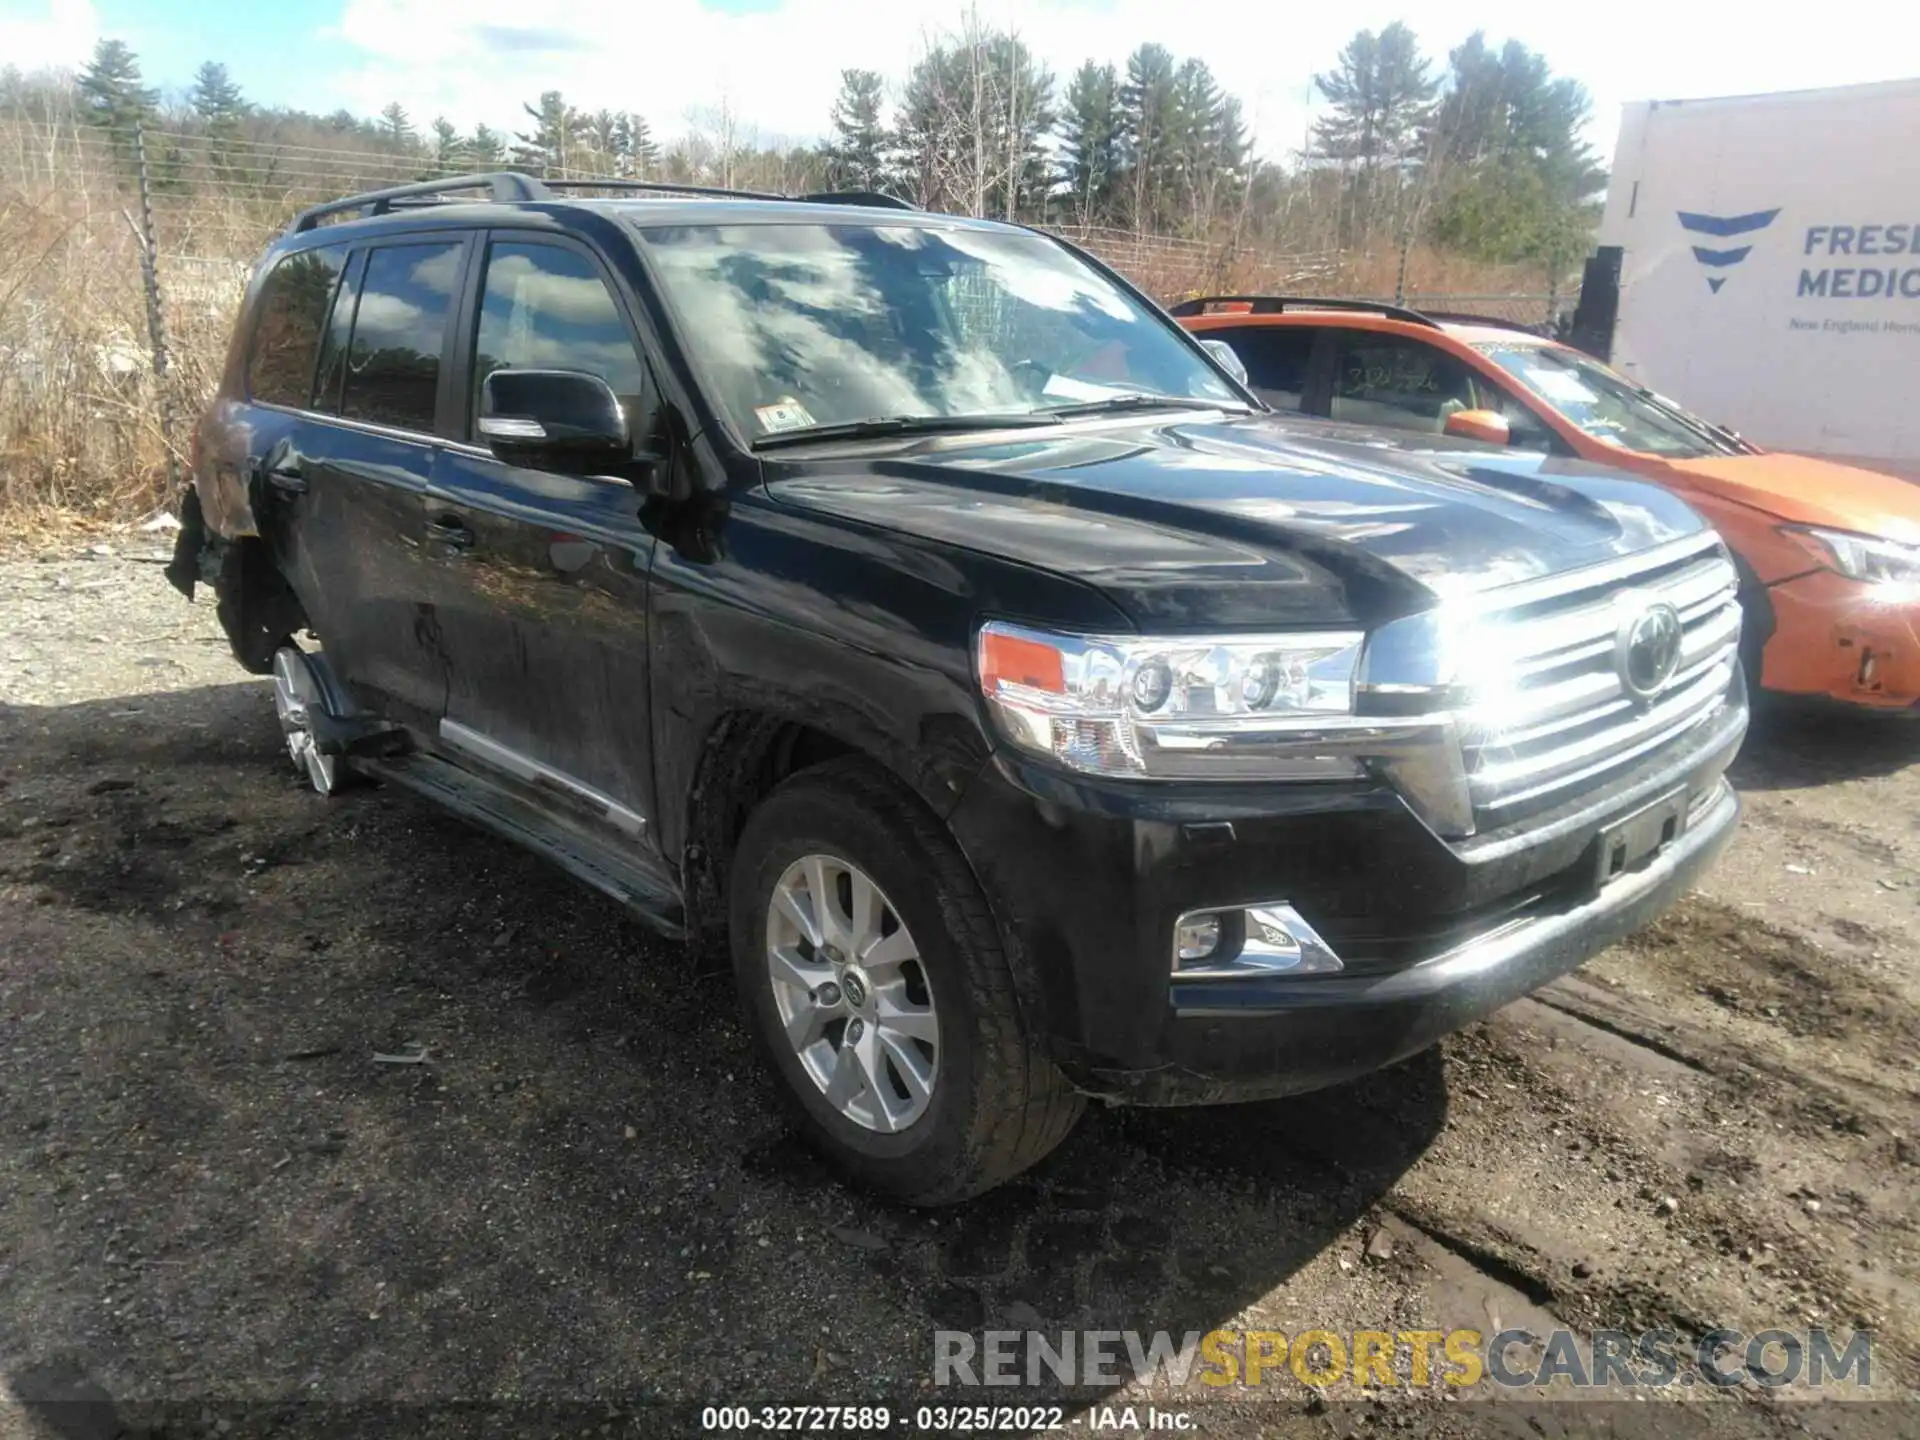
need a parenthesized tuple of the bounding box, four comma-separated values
(1038, 393, 1247, 419)
(1629, 386, 1748, 454)
(752, 412, 1060, 451)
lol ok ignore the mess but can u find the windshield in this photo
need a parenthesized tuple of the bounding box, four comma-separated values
(1476, 343, 1734, 458)
(634, 221, 1241, 442)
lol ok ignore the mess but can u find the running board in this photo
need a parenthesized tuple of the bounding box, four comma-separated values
(360, 752, 687, 939)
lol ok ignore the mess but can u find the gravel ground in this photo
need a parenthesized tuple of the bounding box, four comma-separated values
(1, 548, 1916, 1439)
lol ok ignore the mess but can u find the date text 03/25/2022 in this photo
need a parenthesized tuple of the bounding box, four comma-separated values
(698, 1404, 1192, 1432)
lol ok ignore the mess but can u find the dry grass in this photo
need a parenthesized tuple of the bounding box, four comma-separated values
(0, 116, 264, 525)
(0, 185, 178, 519)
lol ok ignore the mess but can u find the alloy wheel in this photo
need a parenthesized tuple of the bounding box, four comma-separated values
(765, 853, 939, 1133)
(270, 646, 341, 795)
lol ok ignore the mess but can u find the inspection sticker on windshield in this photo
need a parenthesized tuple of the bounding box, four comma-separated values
(755, 399, 816, 434)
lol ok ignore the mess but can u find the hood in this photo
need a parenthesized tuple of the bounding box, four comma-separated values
(1658, 452, 1920, 545)
(762, 412, 1707, 631)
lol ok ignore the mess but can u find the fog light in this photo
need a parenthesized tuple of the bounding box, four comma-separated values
(1171, 902, 1343, 980)
(1175, 914, 1222, 962)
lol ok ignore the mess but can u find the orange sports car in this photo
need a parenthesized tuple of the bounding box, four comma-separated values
(1176, 296, 1920, 714)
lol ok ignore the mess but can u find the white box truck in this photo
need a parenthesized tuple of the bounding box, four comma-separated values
(1591, 78, 1920, 479)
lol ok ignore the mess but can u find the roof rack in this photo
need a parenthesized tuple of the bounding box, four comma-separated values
(545, 180, 916, 209)
(287, 173, 547, 234)
(798, 189, 919, 211)
(1415, 310, 1551, 335)
(1165, 295, 1440, 329)
(537, 178, 789, 201)
(286, 171, 920, 235)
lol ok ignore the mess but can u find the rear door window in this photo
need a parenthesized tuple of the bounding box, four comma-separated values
(245, 245, 347, 407)
(1331, 335, 1479, 434)
(340, 241, 465, 433)
(1208, 326, 1318, 412)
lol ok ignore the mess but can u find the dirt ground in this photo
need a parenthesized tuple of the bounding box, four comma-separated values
(1, 547, 1916, 1439)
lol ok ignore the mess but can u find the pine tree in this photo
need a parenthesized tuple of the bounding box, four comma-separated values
(379, 102, 417, 150)
(983, 32, 1054, 221)
(587, 108, 619, 174)
(626, 113, 659, 176)
(513, 91, 586, 176)
(896, 44, 962, 211)
(77, 38, 157, 168)
(1311, 23, 1437, 243)
(189, 60, 247, 185)
(1167, 59, 1229, 234)
(612, 113, 656, 178)
(1117, 44, 1178, 232)
(1423, 35, 1604, 274)
(823, 69, 890, 192)
(189, 61, 244, 125)
(468, 124, 505, 169)
(1058, 61, 1120, 225)
(431, 117, 466, 173)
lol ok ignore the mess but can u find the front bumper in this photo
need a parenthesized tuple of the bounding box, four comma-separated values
(1761, 569, 1920, 712)
(947, 700, 1745, 1105)
(1126, 778, 1737, 1103)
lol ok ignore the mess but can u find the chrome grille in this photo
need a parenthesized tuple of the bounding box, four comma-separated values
(1458, 534, 1742, 822)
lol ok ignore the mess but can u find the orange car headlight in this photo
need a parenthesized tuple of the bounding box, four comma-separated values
(1785, 527, 1920, 588)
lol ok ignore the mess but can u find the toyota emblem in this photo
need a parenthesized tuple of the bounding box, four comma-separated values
(1617, 599, 1684, 699)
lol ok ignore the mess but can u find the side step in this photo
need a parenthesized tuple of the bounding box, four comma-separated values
(360, 752, 687, 939)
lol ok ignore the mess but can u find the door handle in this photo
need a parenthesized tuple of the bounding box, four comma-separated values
(425, 516, 475, 550)
(263, 458, 306, 496)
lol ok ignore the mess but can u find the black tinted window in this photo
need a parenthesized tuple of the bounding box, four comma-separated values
(1331, 336, 1479, 434)
(246, 247, 346, 407)
(340, 242, 463, 432)
(471, 241, 645, 438)
(1215, 326, 1316, 412)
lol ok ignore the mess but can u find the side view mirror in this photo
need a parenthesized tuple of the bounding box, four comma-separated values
(1442, 408, 1513, 446)
(1198, 338, 1249, 387)
(479, 368, 631, 474)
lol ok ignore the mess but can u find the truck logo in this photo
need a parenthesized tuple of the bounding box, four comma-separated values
(1617, 600, 1684, 699)
(1677, 208, 1781, 292)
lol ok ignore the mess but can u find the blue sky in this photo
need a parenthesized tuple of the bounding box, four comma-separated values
(7, 0, 1920, 163)
(53, 0, 357, 103)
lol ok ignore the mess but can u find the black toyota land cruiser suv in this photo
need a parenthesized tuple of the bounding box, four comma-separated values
(169, 173, 1747, 1204)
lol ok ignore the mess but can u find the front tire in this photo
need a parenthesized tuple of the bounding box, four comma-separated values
(729, 758, 1084, 1204)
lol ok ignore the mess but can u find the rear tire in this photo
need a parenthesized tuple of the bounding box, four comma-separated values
(729, 757, 1084, 1204)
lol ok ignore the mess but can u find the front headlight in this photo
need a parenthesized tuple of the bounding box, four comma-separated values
(1789, 527, 1920, 585)
(976, 621, 1366, 779)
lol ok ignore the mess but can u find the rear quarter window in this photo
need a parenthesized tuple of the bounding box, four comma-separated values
(246, 247, 347, 407)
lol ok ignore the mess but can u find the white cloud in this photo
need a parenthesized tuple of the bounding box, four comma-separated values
(350, 288, 424, 335)
(328, 0, 1920, 166)
(0, 0, 98, 72)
